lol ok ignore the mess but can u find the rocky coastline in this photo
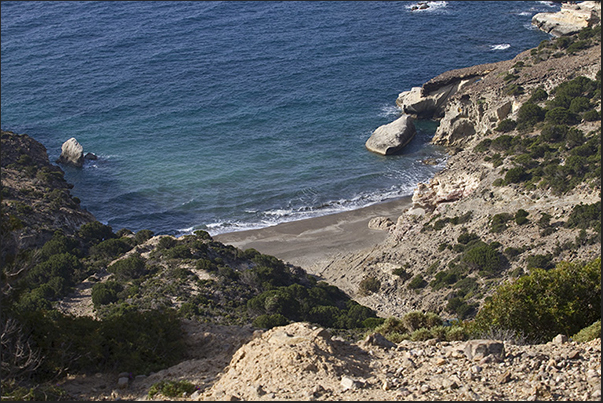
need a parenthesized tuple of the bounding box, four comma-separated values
(1, 3, 601, 401)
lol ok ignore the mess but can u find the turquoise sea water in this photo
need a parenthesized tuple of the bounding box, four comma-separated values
(1, 1, 558, 235)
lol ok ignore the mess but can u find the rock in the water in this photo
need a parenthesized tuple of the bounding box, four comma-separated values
(365, 114, 416, 156)
(532, 1, 601, 37)
(56, 137, 84, 167)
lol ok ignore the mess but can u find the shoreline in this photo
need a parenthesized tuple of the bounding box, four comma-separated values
(214, 196, 412, 270)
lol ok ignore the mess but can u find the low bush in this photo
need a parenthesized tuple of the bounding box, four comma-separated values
(495, 119, 517, 133)
(358, 275, 381, 296)
(529, 87, 548, 103)
(473, 257, 601, 342)
(461, 242, 507, 277)
(515, 209, 529, 225)
(545, 107, 578, 125)
(148, 380, 197, 399)
(572, 320, 601, 343)
(516, 103, 545, 129)
(252, 313, 290, 329)
(526, 254, 554, 271)
(91, 281, 123, 307)
(107, 254, 147, 281)
(407, 274, 427, 290)
(583, 109, 600, 121)
(490, 213, 513, 233)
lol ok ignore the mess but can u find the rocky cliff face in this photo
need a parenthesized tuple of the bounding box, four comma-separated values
(0, 130, 96, 266)
(310, 27, 601, 321)
(533, 1, 601, 37)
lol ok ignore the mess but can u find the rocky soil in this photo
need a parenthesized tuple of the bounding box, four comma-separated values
(59, 321, 601, 401)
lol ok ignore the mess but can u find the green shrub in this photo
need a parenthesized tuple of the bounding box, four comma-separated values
(134, 229, 154, 244)
(77, 221, 115, 246)
(545, 107, 578, 125)
(411, 327, 433, 341)
(374, 317, 408, 337)
(566, 39, 590, 54)
(517, 103, 545, 129)
(157, 236, 177, 250)
(392, 267, 411, 280)
(446, 297, 476, 320)
(362, 317, 386, 329)
(402, 311, 426, 332)
(504, 167, 529, 184)
(194, 230, 213, 240)
(490, 213, 513, 233)
(515, 209, 529, 225)
(91, 281, 123, 307)
(90, 238, 132, 259)
(505, 83, 524, 96)
(565, 201, 601, 231)
(526, 254, 554, 271)
(540, 124, 568, 143)
(474, 138, 492, 153)
(407, 274, 427, 290)
(529, 87, 548, 103)
(473, 257, 601, 342)
(555, 36, 573, 49)
(252, 313, 290, 329)
(504, 246, 523, 259)
(491, 135, 514, 151)
(164, 244, 193, 259)
(583, 109, 601, 121)
(425, 312, 443, 328)
(445, 326, 467, 341)
(495, 119, 517, 133)
(107, 254, 147, 280)
(569, 96, 591, 114)
(358, 275, 381, 296)
(461, 242, 507, 277)
(40, 231, 81, 259)
(571, 320, 601, 343)
(148, 380, 197, 399)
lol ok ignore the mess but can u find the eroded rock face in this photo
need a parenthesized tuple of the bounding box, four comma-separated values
(411, 173, 481, 212)
(532, 1, 601, 37)
(56, 137, 85, 167)
(365, 114, 416, 156)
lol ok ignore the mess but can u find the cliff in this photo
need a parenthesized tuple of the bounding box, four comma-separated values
(313, 23, 601, 321)
(0, 130, 96, 267)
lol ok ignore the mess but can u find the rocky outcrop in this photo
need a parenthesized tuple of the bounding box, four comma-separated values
(396, 62, 499, 119)
(1, 131, 96, 264)
(365, 114, 416, 155)
(532, 1, 601, 37)
(411, 172, 481, 213)
(56, 137, 85, 167)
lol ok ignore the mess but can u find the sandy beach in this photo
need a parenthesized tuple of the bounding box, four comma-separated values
(214, 196, 412, 270)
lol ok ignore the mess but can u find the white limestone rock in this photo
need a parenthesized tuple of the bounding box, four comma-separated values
(56, 137, 84, 167)
(532, 1, 601, 37)
(365, 114, 416, 156)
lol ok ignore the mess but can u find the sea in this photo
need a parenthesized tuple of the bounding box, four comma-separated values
(1, 1, 559, 236)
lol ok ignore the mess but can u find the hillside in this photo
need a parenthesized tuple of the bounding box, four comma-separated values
(311, 31, 601, 321)
(1, 6, 601, 402)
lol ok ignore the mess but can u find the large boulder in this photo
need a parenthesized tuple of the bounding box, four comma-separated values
(532, 1, 601, 37)
(56, 137, 85, 167)
(365, 115, 416, 156)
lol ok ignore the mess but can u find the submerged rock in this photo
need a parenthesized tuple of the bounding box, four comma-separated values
(365, 114, 416, 156)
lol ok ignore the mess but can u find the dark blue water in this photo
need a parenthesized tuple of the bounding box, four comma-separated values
(1, 1, 558, 235)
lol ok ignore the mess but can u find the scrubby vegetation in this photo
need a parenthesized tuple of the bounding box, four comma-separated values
(480, 73, 601, 195)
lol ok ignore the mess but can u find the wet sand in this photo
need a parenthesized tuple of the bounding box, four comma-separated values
(214, 196, 412, 269)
